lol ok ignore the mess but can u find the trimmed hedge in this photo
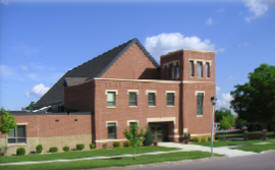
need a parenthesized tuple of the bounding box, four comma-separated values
(113, 142, 121, 148)
(123, 141, 130, 147)
(201, 137, 208, 142)
(36, 144, 43, 154)
(63, 146, 70, 152)
(76, 144, 85, 151)
(103, 143, 107, 149)
(49, 147, 58, 153)
(16, 147, 25, 156)
(89, 143, 95, 150)
(143, 127, 153, 146)
(193, 137, 201, 143)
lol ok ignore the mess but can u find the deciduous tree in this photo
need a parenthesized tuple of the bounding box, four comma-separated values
(124, 124, 145, 160)
(231, 64, 275, 130)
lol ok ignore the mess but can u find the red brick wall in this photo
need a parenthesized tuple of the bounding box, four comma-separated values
(160, 50, 215, 82)
(94, 79, 180, 145)
(102, 43, 159, 79)
(182, 50, 215, 82)
(64, 82, 94, 112)
(160, 51, 183, 80)
(0, 114, 92, 138)
(182, 83, 216, 135)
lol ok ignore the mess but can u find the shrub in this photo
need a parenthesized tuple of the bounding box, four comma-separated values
(193, 137, 201, 143)
(201, 137, 208, 142)
(49, 147, 58, 153)
(183, 133, 191, 141)
(63, 146, 70, 152)
(16, 147, 25, 156)
(36, 144, 43, 154)
(123, 141, 130, 147)
(113, 142, 121, 148)
(208, 136, 212, 141)
(143, 127, 153, 146)
(103, 143, 107, 149)
(89, 143, 95, 150)
(76, 144, 85, 151)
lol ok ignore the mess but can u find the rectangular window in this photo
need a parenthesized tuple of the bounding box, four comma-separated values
(129, 92, 137, 106)
(189, 61, 194, 77)
(8, 125, 26, 144)
(166, 93, 175, 106)
(197, 62, 203, 78)
(206, 62, 210, 78)
(107, 92, 116, 106)
(148, 93, 156, 106)
(196, 93, 204, 115)
(175, 63, 180, 79)
(107, 122, 117, 139)
(129, 122, 137, 127)
(169, 64, 174, 80)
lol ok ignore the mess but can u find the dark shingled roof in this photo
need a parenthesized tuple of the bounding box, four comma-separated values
(35, 38, 158, 108)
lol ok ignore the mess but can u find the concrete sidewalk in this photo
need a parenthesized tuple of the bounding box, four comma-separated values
(158, 142, 257, 157)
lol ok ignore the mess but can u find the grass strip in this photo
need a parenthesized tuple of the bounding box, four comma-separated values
(233, 143, 275, 153)
(0, 146, 177, 163)
(0, 151, 222, 170)
(194, 139, 273, 147)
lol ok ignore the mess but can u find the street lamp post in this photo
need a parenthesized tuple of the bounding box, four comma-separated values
(210, 96, 217, 158)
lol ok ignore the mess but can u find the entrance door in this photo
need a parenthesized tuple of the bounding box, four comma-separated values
(149, 122, 169, 142)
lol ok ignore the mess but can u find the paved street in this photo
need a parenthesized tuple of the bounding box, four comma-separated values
(114, 151, 275, 170)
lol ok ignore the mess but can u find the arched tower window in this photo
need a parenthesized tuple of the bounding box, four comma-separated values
(206, 62, 210, 78)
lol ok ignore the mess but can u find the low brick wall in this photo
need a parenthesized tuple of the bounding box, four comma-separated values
(0, 112, 92, 156)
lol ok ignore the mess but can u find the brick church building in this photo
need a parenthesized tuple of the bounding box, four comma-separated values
(0, 38, 216, 155)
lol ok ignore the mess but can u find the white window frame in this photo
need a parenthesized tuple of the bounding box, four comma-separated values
(105, 90, 118, 108)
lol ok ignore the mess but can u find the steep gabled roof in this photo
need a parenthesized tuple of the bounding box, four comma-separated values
(35, 38, 158, 108)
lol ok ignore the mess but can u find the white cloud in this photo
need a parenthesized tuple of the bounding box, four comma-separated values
(25, 83, 49, 98)
(21, 66, 28, 71)
(0, 0, 9, 5)
(216, 48, 225, 53)
(27, 73, 39, 80)
(238, 42, 249, 48)
(243, 0, 269, 22)
(0, 65, 15, 76)
(217, 92, 233, 109)
(145, 33, 215, 61)
(216, 86, 221, 95)
(205, 17, 213, 25)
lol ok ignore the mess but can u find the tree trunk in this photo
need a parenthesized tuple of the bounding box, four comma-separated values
(4, 134, 8, 156)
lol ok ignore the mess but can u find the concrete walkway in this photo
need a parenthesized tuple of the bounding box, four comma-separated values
(158, 142, 257, 157)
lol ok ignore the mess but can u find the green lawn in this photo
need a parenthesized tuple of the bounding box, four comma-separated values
(0, 146, 177, 163)
(233, 140, 275, 153)
(194, 139, 274, 147)
(0, 151, 222, 170)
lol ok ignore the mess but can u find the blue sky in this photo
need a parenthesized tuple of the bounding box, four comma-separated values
(0, 0, 274, 110)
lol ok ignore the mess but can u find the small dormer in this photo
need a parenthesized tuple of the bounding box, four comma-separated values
(160, 49, 215, 81)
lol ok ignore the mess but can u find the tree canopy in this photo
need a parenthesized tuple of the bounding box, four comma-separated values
(0, 108, 16, 134)
(220, 114, 235, 130)
(230, 64, 275, 128)
(215, 108, 232, 123)
(124, 124, 145, 159)
(25, 101, 35, 111)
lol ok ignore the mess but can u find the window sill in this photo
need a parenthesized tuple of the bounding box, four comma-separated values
(106, 106, 116, 109)
(196, 115, 203, 118)
(148, 105, 156, 108)
(128, 106, 138, 108)
(7, 143, 27, 146)
(167, 105, 175, 107)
